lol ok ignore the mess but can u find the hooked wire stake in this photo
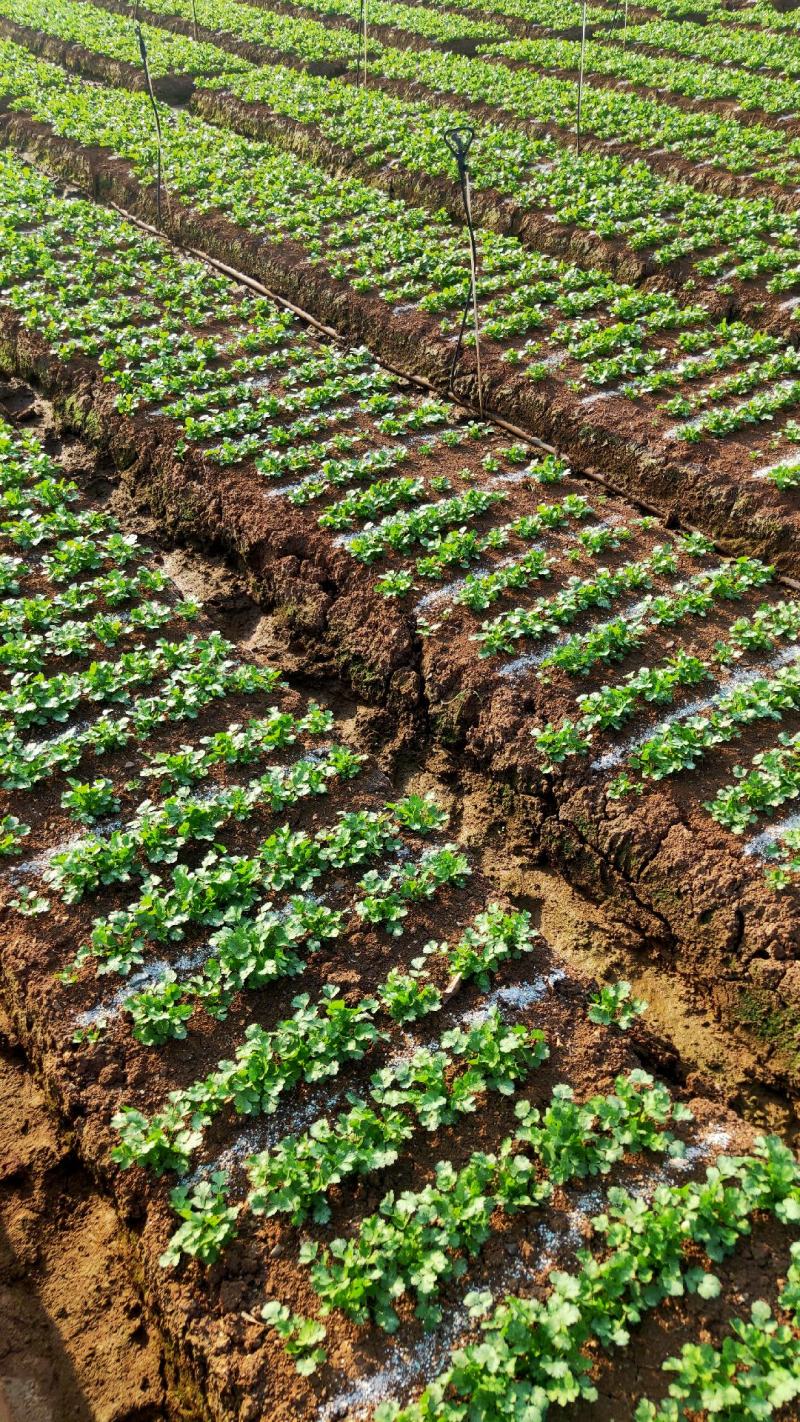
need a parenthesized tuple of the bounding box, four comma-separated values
(444, 127, 483, 416)
(136, 23, 164, 228)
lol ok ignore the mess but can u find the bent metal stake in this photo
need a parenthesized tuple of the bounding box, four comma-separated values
(135, 22, 164, 226)
(444, 126, 484, 416)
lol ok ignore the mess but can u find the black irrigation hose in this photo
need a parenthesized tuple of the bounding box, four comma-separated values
(444, 126, 483, 415)
(135, 23, 163, 227)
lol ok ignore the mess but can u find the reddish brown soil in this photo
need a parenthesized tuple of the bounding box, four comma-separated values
(480, 45, 800, 136)
(0, 570, 675, 1420)
(186, 80, 800, 344)
(5, 896, 771, 1422)
(0, 18, 198, 100)
(0, 1020, 170, 1422)
(318, 61, 800, 211)
(59, 0, 800, 327)
(210, 0, 800, 144)
(369, 0, 655, 39)
(0, 390, 798, 1422)
(0, 226, 797, 1103)
(2, 107, 800, 599)
(0, 726, 781, 1422)
(1, 12, 799, 1413)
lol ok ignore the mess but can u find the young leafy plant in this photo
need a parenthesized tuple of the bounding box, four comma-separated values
(261, 1302, 327, 1376)
(588, 980, 647, 1030)
(160, 1172, 239, 1269)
